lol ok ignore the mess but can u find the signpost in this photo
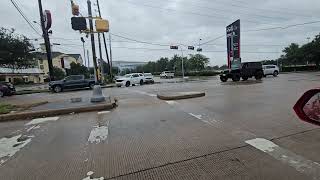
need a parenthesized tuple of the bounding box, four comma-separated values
(226, 19, 241, 70)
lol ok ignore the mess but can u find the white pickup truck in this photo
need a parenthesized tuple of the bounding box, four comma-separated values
(160, 71, 174, 79)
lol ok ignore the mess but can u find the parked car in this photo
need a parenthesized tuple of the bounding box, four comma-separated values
(160, 71, 174, 79)
(143, 73, 154, 84)
(263, 65, 279, 77)
(0, 82, 15, 97)
(220, 62, 264, 82)
(49, 75, 95, 93)
(116, 73, 145, 87)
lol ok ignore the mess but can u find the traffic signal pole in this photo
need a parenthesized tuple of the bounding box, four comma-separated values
(180, 47, 185, 79)
(87, 0, 99, 83)
(96, 0, 111, 78)
(38, 0, 54, 81)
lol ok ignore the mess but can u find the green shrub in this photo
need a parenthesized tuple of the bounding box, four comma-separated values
(0, 104, 14, 114)
(282, 65, 318, 72)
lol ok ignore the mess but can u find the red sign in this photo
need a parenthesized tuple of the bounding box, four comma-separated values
(44, 10, 52, 30)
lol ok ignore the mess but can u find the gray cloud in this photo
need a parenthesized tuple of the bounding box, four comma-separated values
(1, 0, 320, 66)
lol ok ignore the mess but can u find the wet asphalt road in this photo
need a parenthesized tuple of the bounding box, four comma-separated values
(0, 72, 320, 180)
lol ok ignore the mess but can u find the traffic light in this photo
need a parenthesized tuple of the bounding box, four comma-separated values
(96, 19, 109, 32)
(188, 46, 195, 50)
(71, 17, 87, 31)
(197, 48, 202, 52)
(170, 45, 178, 50)
(72, 4, 80, 16)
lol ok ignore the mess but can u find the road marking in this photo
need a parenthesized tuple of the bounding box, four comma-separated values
(188, 113, 202, 120)
(97, 111, 110, 115)
(88, 126, 109, 144)
(0, 134, 32, 165)
(26, 116, 59, 126)
(246, 138, 320, 179)
(82, 171, 104, 180)
(130, 89, 157, 97)
(166, 101, 179, 105)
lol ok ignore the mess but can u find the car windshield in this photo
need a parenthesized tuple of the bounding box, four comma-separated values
(2, 0, 320, 179)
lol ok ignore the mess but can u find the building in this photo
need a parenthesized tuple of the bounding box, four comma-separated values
(35, 52, 83, 79)
(113, 61, 147, 72)
(0, 67, 44, 84)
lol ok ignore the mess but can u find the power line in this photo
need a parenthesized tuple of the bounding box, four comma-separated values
(10, 0, 42, 36)
(121, 0, 260, 24)
(198, 0, 314, 18)
(140, 0, 287, 21)
(200, 20, 320, 46)
(110, 33, 171, 46)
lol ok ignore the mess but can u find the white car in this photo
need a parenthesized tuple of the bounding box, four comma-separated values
(143, 73, 154, 84)
(160, 71, 174, 79)
(263, 65, 279, 77)
(116, 73, 145, 87)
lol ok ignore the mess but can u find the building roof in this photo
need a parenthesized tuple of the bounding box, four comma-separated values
(0, 67, 43, 74)
(34, 52, 64, 60)
(67, 54, 82, 60)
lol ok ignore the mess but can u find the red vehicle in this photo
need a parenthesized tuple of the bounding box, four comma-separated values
(294, 88, 320, 126)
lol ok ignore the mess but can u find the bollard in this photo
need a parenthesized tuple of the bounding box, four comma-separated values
(90, 85, 106, 103)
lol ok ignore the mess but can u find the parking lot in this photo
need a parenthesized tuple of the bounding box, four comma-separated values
(0, 72, 320, 180)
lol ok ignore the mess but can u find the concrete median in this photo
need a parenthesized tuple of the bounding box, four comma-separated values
(157, 91, 205, 100)
(0, 100, 117, 122)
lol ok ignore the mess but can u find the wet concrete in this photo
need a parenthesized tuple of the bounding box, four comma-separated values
(0, 72, 319, 179)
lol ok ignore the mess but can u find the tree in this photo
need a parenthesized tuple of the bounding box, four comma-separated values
(53, 67, 65, 80)
(282, 43, 303, 67)
(0, 28, 35, 69)
(69, 62, 89, 77)
(188, 54, 209, 71)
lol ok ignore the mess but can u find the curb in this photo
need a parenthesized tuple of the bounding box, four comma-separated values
(0, 101, 117, 122)
(157, 92, 205, 100)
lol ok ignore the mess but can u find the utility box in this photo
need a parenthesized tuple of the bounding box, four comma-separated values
(96, 19, 109, 32)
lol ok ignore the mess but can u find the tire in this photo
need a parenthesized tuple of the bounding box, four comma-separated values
(151, 80, 154, 84)
(53, 85, 62, 93)
(242, 76, 248, 81)
(255, 71, 263, 80)
(0, 90, 4, 97)
(140, 79, 144, 85)
(165, 76, 168, 79)
(273, 71, 279, 77)
(89, 83, 95, 89)
(220, 76, 228, 82)
(232, 74, 241, 82)
(125, 81, 130, 87)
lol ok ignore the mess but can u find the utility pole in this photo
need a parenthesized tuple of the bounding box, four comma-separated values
(95, 0, 104, 82)
(95, 0, 111, 80)
(109, 33, 113, 75)
(37, 0, 54, 81)
(87, 0, 99, 83)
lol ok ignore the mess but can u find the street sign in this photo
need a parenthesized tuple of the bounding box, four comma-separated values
(43, 10, 52, 30)
(188, 46, 195, 50)
(197, 48, 202, 52)
(170, 45, 178, 50)
(226, 19, 241, 69)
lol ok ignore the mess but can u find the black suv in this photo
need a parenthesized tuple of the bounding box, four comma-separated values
(220, 62, 264, 82)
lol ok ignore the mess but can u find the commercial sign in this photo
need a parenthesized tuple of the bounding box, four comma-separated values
(44, 10, 52, 30)
(226, 19, 240, 69)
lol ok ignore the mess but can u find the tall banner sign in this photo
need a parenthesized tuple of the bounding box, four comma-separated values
(226, 19, 241, 69)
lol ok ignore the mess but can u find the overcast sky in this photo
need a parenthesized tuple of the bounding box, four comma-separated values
(2, 0, 320, 66)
